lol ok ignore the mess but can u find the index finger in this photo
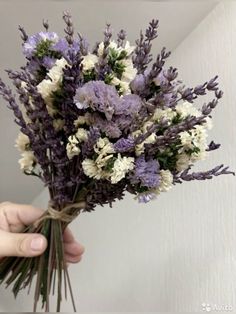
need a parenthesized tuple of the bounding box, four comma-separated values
(0, 202, 45, 232)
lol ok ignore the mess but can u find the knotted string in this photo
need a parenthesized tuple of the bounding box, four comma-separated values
(33, 201, 86, 227)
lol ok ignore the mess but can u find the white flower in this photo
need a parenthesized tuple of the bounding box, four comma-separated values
(98, 41, 120, 57)
(37, 58, 69, 113)
(19, 151, 36, 172)
(37, 80, 57, 103)
(98, 40, 135, 58)
(82, 159, 101, 179)
(124, 41, 136, 56)
(48, 58, 68, 82)
(176, 153, 191, 171)
(121, 59, 137, 82)
(66, 135, 80, 159)
(96, 154, 114, 170)
(81, 54, 98, 72)
(15, 133, 30, 152)
(175, 101, 201, 118)
(76, 128, 88, 142)
(111, 77, 131, 95)
(94, 137, 115, 155)
(142, 121, 154, 133)
(110, 154, 135, 184)
(135, 133, 157, 156)
(179, 131, 194, 149)
(152, 108, 176, 124)
(156, 170, 173, 193)
(74, 116, 88, 127)
(177, 124, 209, 170)
(97, 42, 105, 57)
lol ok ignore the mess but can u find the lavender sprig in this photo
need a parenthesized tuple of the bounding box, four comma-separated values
(97, 23, 113, 79)
(63, 11, 74, 45)
(18, 25, 28, 42)
(133, 19, 159, 73)
(43, 19, 49, 31)
(174, 165, 235, 184)
(117, 29, 126, 48)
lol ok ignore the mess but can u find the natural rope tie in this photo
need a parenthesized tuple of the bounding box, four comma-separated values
(34, 201, 86, 227)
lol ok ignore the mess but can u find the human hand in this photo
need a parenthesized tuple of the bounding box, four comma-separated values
(0, 202, 85, 263)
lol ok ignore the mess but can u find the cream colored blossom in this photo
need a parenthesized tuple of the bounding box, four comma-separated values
(66, 135, 80, 159)
(15, 133, 30, 152)
(111, 77, 131, 95)
(123, 41, 136, 56)
(19, 151, 36, 172)
(82, 159, 102, 179)
(175, 101, 201, 118)
(177, 124, 209, 171)
(76, 128, 88, 142)
(81, 54, 98, 71)
(74, 116, 88, 127)
(152, 108, 176, 124)
(120, 59, 137, 82)
(37, 58, 69, 114)
(156, 170, 173, 193)
(94, 137, 115, 155)
(110, 154, 135, 184)
(176, 153, 191, 172)
(98, 40, 135, 57)
(135, 133, 157, 156)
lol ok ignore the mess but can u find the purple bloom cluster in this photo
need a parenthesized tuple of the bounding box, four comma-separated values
(130, 155, 160, 189)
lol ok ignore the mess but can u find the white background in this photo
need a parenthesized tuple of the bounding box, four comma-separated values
(0, 1, 236, 312)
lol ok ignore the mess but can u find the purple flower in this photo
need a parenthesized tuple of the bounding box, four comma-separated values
(74, 81, 121, 120)
(51, 39, 80, 59)
(130, 74, 146, 93)
(85, 112, 122, 138)
(23, 32, 59, 58)
(52, 39, 69, 54)
(130, 155, 160, 188)
(42, 56, 56, 69)
(138, 192, 157, 203)
(114, 137, 135, 152)
(118, 94, 143, 116)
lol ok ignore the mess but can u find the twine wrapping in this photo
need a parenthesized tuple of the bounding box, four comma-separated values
(33, 201, 86, 227)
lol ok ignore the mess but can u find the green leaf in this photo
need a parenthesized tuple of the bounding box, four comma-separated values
(104, 156, 117, 172)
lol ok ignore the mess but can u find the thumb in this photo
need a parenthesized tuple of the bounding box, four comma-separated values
(0, 230, 47, 257)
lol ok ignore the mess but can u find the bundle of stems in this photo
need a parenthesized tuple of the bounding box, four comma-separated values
(0, 201, 85, 312)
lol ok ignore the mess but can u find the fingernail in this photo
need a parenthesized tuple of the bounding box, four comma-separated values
(30, 237, 44, 251)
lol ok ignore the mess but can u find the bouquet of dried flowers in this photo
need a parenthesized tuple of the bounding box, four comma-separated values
(0, 12, 234, 312)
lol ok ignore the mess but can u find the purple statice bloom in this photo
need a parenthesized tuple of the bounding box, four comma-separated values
(85, 112, 121, 138)
(130, 155, 160, 188)
(130, 74, 146, 93)
(52, 38, 69, 54)
(23, 32, 59, 58)
(114, 136, 135, 152)
(26, 59, 41, 75)
(117, 94, 143, 116)
(42, 56, 56, 69)
(51, 38, 80, 58)
(138, 192, 157, 203)
(74, 81, 121, 120)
